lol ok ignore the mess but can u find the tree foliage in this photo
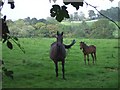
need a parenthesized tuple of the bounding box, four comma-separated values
(50, 5, 69, 22)
(7, 18, 118, 39)
(0, 0, 25, 79)
(50, 1, 84, 22)
(88, 10, 96, 20)
(98, 7, 119, 21)
(90, 19, 116, 38)
(49, 0, 120, 29)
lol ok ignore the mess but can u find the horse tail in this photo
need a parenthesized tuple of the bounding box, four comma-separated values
(64, 39, 76, 49)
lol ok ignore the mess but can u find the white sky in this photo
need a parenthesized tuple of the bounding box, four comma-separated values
(1, 0, 119, 20)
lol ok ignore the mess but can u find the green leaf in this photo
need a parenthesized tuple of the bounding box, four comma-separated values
(8, 2, 15, 9)
(78, 2, 84, 6)
(14, 37, 18, 41)
(3, 38, 7, 43)
(71, 2, 80, 10)
(71, 2, 84, 10)
(62, 6, 67, 10)
(56, 14, 64, 22)
(52, 5, 60, 10)
(50, 12, 56, 17)
(11, 3, 15, 9)
(7, 41, 13, 49)
(17, 43, 21, 47)
(63, 2, 70, 5)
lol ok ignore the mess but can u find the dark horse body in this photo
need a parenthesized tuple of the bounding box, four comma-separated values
(50, 31, 75, 79)
(80, 42, 96, 65)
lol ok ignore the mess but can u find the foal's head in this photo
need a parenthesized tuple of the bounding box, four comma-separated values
(80, 42, 85, 49)
(56, 31, 63, 43)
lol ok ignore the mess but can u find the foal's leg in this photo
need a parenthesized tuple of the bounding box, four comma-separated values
(91, 53, 94, 64)
(87, 54, 90, 65)
(93, 52, 97, 64)
(62, 60, 66, 80)
(55, 62, 58, 78)
(84, 54, 86, 65)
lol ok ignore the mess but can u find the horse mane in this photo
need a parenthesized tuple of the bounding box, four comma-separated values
(81, 42, 88, 47)
(57, 42, 63, 52)
(83, 42, 88, 47)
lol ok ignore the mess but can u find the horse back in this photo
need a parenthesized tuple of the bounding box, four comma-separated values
(89, 45, 96, 52)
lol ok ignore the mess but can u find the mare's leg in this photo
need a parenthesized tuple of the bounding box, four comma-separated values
(62, 60, 66, 80)
(84, 54, 86, 65)
(91, 53, 94, 64)
(87, 54, 90, 65)
(55, 61, 58, 78)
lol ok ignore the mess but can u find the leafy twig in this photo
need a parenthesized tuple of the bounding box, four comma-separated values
(7, 34, 25, 53)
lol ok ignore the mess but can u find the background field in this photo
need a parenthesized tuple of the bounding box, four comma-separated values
(2, 38, 118, 88)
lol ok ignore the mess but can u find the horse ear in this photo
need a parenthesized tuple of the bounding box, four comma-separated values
(57, 31, 59, 35)
(61, 32, 63, 36)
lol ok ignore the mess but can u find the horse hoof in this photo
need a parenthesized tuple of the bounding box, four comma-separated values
(56, 76, 58, 80)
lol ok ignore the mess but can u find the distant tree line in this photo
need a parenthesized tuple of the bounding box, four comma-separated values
(68, 7, 119, 21)
(97, 7, 119, 21)
(7, 16, 118, 39)
(3, 6, 119, 39)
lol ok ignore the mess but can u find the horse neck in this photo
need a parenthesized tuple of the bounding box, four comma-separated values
(56, 38, 63, 52)
(56, 41, 63, 49)
(82, 44, 88, 50)
(57, 39, 63, 44)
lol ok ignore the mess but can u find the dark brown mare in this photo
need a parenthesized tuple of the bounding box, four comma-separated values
(80, 42, 96, 65)
(50, 31, 76, 80)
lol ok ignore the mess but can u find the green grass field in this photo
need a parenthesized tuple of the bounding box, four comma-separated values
(2, 38, 118, 88)
(61, 20, 98, 26)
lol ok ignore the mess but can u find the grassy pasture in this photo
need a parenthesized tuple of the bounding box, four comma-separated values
(61, 20, 97, 26)
(2, 38, 118, 88)
(61, 20, 119, 29)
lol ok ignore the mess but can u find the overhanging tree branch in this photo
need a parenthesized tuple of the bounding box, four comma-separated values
(7, 34, 25, 53)
(84, 1, 120, 29)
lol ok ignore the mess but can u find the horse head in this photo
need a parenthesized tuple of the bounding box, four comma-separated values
(80, 41, 85, 49)
(56, 31, 63, 43)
